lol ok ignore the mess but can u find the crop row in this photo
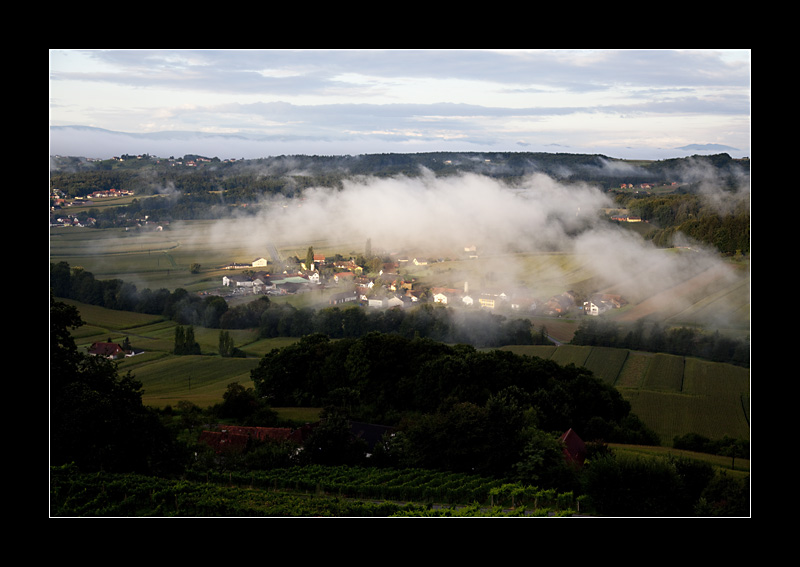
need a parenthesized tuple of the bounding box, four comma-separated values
(186, 465, 510, 505)
(50, 464, 413, 517)
(184, 465, 578, 511)
(51, 464, 577, 516)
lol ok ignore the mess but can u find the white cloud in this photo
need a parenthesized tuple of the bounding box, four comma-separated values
(49, 49, 751, 160)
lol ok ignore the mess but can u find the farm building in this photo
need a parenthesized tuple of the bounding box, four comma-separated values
(87, 341, 127, 360)
(222, 274, 253, 287)
(329, 290, 358, 305)
(198, 425, 314, 455)
(583, 294, 626, 316)
(560, 428, 587, 467)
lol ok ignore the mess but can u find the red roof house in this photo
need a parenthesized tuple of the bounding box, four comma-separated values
(560, 428, 587, 467)
(87, 341, 127, 359)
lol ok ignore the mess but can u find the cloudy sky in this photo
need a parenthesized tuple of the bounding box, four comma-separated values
(49, 49, 751, 160)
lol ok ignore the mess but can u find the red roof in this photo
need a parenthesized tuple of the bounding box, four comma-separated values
(198, 430, 249, 454)
(223, 425, 307, 443)
(87, 342, 126, 358)
(198, 425, 315, 454)
(560, 428, 587, 467)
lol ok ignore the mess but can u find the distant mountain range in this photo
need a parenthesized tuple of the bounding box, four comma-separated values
(49, 125, 746, 162)
(676, 143, 740, 152)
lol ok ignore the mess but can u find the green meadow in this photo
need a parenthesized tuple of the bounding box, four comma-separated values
(500, 344, 749, 445)
(59, 298, 300, 409)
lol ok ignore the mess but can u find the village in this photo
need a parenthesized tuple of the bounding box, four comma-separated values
(216, 251, 627, 319)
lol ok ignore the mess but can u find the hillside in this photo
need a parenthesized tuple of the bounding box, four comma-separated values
(50, 151, 750, 517)
(62, 298, 747, 445)
(500, 345, 749, 444)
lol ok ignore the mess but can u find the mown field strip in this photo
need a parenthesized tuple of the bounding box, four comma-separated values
(499, 344, 749, 444)
(642, 353, 685, 392)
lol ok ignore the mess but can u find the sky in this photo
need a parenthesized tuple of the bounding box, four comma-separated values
(49, 49, 751, 161)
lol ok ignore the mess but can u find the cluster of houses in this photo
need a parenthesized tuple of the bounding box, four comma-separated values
(85, 188, 135, 199)
(610, 214, 643, 223)
(50, 188, 134, 210)
(220, 253, 625, 317)
(51, 214, 93, 228)
(618, 182, 678, 191)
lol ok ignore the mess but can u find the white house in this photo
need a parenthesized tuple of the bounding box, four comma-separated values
(252, 257, 269, 267)
(583, 300, 608, 316)
(223, 275, 253, 287)
(301, 271, 320, 284)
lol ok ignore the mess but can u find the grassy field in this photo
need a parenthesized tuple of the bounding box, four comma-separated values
(59, 298, 300, 408)
(608, 444, 749, 478)
(500, 344, 750, 445)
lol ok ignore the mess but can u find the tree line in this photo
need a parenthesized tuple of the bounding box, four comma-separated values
(613, 191, 750, 256)
(250, 331, 655, 441)
(50, 261, 549, 349)
(571, 317, 749, 367)
(51, 260, 749, 363)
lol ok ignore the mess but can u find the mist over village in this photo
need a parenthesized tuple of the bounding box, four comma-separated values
(50, 50, 750, 518)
